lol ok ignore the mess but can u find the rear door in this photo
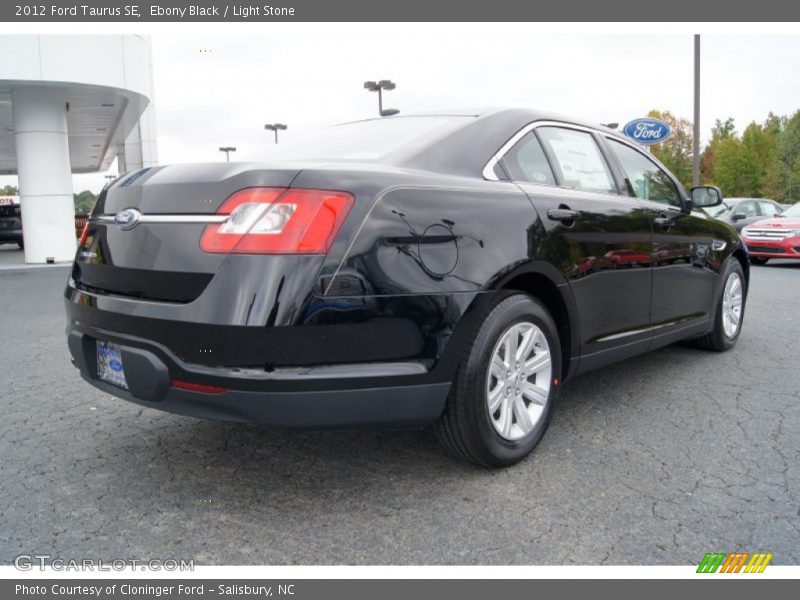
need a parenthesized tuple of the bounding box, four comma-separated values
(603, 137, 715, 330)
(758, 200, 782, 219)
(501, 125, 654, 358)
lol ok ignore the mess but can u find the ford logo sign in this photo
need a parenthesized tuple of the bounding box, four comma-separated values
(622, 118, 672, 145)
(115, 208, 141, 230)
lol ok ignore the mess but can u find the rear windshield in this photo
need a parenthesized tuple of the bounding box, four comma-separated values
(0, 205, 20, 218)
(249, 116, 472, 163)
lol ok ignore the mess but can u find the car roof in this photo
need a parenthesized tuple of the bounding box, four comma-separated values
(395, 108, 625, 176)
(253, 109, 639, 178)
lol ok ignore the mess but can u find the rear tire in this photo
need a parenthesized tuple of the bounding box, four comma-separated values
(17, 240, 23, 250)
(750, 256, 768, 265)
(691, 258, 746, 352)
(434, 292, 562, 468)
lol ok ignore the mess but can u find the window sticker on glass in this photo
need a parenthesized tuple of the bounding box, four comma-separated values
(538, 128, 616, 193)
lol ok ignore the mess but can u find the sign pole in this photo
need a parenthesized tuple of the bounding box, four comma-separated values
(693, 34, 701, 187)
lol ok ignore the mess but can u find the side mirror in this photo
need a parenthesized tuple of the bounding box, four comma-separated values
(732, 212, 747, 221)
(690, 185, 723, 208)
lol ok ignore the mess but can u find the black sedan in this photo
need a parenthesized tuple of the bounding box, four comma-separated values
(65, 109, 748, 467)
(707, 197, 783, 231)
(0, 199, 23, 248)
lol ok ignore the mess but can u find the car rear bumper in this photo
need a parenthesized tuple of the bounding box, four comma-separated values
(0, 228, 22, 243)
(66, 327, 450, 428)
(744, 238, 800, 258)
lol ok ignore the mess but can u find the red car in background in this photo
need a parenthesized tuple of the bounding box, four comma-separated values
(741, 202, 800, 264)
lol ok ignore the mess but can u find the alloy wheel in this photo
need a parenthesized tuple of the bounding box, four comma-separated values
(722, 272, 743, 339)
(486, 321, 552, 441)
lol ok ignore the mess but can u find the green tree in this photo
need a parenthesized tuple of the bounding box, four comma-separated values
(739, 121, 780, 198)
(712, 136, 750, 196)
(1, 184, 18, 196)
(647, 110, 694, 189)
(700, 118, 736, 184)
(759, 113, 786, 200)
(73, 190, 97, 215)
(776, 110, 800, 202)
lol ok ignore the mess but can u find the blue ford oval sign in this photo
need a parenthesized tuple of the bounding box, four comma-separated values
(622, 118, 672, 145)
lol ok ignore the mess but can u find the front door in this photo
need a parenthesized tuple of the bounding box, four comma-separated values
(603, 137, 715, 330)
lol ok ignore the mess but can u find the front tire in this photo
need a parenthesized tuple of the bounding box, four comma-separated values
(750, 256, 768, 265)
(692, 258, 746, 352)
(434, 292, 562, 468)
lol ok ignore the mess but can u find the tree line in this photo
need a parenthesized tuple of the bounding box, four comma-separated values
(648, 109, 800, 203)
(1, 184, 97, 214)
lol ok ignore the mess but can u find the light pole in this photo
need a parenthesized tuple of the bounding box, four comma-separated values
(364, 79, 399, 116)
(692, 34, 701, 187)
(264, 123, 287, 144)
(219, 146, 236, 162)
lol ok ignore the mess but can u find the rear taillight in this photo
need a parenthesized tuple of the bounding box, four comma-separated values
(200, 187, 354, 254)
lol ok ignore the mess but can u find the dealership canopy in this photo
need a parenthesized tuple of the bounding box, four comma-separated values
(0, 35, 157, 263)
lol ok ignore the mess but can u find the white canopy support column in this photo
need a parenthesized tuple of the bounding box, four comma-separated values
(1, 35, 157, 264)
(12, 87, 76, 263)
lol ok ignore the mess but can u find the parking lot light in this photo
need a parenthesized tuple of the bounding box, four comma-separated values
(219, 146, 237, 162)
(364, 79, 398, 116)
(264, 123, 288, 144)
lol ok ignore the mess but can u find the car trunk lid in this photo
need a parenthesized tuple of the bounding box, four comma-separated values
(73, 163, 303, 303)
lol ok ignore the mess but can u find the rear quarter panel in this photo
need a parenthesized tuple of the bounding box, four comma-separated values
(290, 173, 550, 296)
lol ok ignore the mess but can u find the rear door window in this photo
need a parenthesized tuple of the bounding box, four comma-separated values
(536, 127, 617, 194)
(758, 201, 779, 217)
(501, 132, 556, 185)
(737, 201, 758, 218)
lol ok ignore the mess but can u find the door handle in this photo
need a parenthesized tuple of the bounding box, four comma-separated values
(654, 214, 675, 229)
(547, 208, 580, 223)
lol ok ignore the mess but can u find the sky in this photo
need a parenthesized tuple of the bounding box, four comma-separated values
(4, 29, 800, 194)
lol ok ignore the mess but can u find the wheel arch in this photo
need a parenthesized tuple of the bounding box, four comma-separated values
(731, 243, 750, 288)
(492, 262, 580, 382)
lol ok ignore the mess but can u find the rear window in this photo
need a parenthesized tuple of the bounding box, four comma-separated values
(249, 116, 472, 163)
(0, 205, 20, 218)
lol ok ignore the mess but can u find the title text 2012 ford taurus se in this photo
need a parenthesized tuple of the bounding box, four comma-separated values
(65, 109, 748, 467)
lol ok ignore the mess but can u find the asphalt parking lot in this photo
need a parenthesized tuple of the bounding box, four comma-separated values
(1, 253, 798, 565)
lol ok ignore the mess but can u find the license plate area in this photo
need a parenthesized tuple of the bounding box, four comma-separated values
(96, 340, 129, 390)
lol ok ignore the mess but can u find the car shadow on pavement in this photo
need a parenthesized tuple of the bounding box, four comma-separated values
(90, 341, 707, 505)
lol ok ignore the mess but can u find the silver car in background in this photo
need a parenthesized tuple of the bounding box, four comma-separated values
(707, 197, 783, 231)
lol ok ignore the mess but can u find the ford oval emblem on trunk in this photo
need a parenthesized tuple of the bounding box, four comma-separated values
(622, 118, 672, 145)
(115, 208, 141, 230)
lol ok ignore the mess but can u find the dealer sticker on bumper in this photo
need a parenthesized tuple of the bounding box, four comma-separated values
(96, 341, 129, 390)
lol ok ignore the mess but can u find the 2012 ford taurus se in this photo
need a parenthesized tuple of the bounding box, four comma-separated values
(65, 109, 748, 467)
